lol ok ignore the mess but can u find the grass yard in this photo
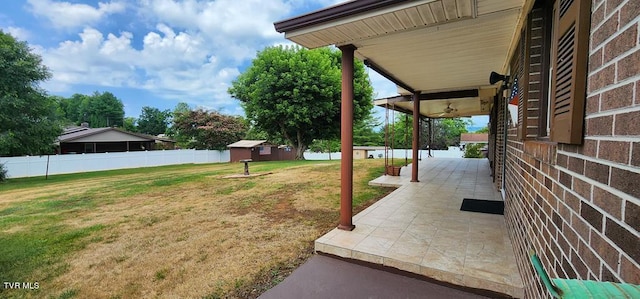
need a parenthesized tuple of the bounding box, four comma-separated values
(0, 159, 395, 298)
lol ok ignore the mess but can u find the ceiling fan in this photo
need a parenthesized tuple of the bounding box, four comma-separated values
(428, 103, 458, 117)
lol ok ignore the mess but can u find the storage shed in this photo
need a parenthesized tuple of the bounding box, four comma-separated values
(227, 140, 295, 162)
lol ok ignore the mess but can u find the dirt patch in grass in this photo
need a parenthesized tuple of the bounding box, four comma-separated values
(0, 160, 394, 298)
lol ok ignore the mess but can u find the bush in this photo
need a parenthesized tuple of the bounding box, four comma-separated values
(464, 143, 484, 158)
(0, 163, 7, 182)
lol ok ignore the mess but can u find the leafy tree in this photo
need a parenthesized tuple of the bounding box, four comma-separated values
(229, 46, 373, 160)
(385, 114, 414, 149)
(137, 106, 171, 135)
(430, 118, 470, 149)
(354, 113, 384, 146)
(172, 108, 246, 150)
(56, 92, 125, 127)
(0, 31, 61, 156)
(0, 162, 7, 181)
(309, 138, 340, 153)
(123, 117, 138, 132)
(82, 91, 124, 127)
(172, 102, 191, 117)
(166, 102, 191, 145)
(476, 125, 489, 133)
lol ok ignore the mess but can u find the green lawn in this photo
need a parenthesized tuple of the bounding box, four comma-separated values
(0, 159, 394, 299)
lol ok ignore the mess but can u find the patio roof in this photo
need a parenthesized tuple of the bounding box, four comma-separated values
(274, 0, 534, 118)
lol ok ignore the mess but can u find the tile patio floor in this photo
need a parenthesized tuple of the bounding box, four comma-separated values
(315, 158, 524, 298)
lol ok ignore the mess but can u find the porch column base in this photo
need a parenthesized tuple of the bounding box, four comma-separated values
(338, 224, 356, 231)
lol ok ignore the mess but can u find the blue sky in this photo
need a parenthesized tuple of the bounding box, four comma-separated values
(1, 0, 488, 127)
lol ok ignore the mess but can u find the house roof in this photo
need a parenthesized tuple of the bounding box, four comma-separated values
(227, 140, 268, 148)
(460, 133, 489, 143)
(275, 0, 535, 119)
(58, 127, 162, 143)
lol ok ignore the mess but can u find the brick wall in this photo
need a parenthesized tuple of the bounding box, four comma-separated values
(500, 0, 640, 298)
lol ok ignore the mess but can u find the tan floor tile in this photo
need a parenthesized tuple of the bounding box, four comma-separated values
(420, 266, 464, 285)
(399, 225, 437, 245)
(357, 215, 387, 227)
(437, 219, 470, 232)
(326, 231, 369, 249)
(422, 246, 465, 273)
(352, 250, 384, 264)
(462, 274, 515, 297)
(369, 226, 405, 239)
(317, 243, 351, 258)
(463, 265, 512, 286)
(386, 242, 429, 263)
(384, 256, 422, 273)
(378, 219, 412, 230)
(354, 235, 396, 256)
(350, 223, 376, 235)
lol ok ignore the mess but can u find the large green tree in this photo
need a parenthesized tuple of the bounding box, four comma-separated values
(172, 108, 246, 150)
(228, 46, 374, 160)
(137, 106, 171, 135)
(57, 92, 125, 127)
(0, 31, 61, 156)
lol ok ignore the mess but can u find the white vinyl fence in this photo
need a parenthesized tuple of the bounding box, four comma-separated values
(0, 149, 230, 178)
(1, 148, 464, 179)
(303, 148, 464, 160)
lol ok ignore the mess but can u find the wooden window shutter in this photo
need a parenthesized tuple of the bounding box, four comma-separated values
(518, 20, 530, 140)
(510, 26, 529, 140)
(549, 0, 591, 144)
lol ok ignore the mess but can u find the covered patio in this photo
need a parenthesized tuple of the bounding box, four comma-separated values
(274, 0, 530, 297)
(316, 158, 523, 297)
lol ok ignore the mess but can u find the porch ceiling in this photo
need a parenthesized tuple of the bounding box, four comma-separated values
(275, 0, 532, 118)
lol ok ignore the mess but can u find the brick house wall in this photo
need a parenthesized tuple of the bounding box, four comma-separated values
(496, 0, 639, 297)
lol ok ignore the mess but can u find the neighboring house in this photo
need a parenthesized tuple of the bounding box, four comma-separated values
(275, 0, 639, 298)
(459, 133, 489, 149)
(227, 140, 295, 162)
(57, 126, 175, 154)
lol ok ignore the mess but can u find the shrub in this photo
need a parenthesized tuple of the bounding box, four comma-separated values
(0, 163, 7, 182)
(464, 143, 484, 158)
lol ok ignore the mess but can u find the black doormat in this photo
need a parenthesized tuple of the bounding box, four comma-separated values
(460, 198, 504, 215)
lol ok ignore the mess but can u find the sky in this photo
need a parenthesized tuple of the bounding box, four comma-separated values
(1, 0, 488, 128)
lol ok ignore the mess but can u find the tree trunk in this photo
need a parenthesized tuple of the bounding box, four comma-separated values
(294, 131, 307, 160)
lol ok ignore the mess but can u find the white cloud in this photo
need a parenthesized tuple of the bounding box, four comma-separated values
(40, 25, 240, 109)
(33, 0, 362, 114)
(3, 26, 31, 41)
(27, 0, 126, 29)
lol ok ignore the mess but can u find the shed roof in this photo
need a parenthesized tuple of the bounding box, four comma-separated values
(227, 140, 268, 148)
(353, 146, 386, 150)
(460, 133, 489, 143)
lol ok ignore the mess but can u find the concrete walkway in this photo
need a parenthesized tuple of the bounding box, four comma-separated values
(259, 254, 497, 299)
